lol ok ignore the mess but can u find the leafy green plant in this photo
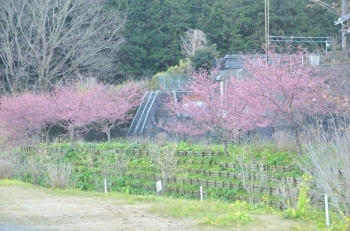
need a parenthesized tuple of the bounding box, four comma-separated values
(176, 141, 202, 151)
(201, 210, 252, 227)
(283, 167, 302, 178)
(289, 209, 349, 231)
(265, 150, 294, 166)
(16, 141, 306, 212)
(228, 144, 244, 155)
(283, 174, 311, 219)
(73, 166, 96, 190)
(189, 44, 219, 71)
(210, 144, 224, 153)
(201, 200, 254, 227)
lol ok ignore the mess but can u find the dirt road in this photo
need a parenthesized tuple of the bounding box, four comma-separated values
(0, 185, 298, 231)
(0, 186, 206, 231)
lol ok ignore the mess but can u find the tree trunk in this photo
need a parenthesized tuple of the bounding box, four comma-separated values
(44, 129, 50, 144)
(293, 123, 302, 155)
(106, 129, 111, 143)
(290, 110, 302, 155)
(161, 171, 168, 195)
(68, 126, 75, 145)
(223, 139, 229, 156)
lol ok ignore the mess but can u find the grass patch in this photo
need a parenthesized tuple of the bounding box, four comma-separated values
(0, 179, 36, 188)
(149, 197, 276, 228)
(0, 179, 160, 204)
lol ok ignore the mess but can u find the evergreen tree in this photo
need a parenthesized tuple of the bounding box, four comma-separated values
(118, 0, 192, 78)
(117, 0, 339, 79)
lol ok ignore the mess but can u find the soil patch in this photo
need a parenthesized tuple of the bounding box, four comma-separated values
(0, 185, 298, 231)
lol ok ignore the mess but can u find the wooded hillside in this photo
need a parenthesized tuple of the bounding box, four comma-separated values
(116, 0, 339, 77)
(0, 0, 343, 92)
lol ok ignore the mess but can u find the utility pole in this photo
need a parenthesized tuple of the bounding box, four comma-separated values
(265, 0, 270, 63)
(265, 0, 269, 52)
(342, 0, 347, 50)
(334, 1, 350, 50)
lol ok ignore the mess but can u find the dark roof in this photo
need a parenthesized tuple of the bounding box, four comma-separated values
(222, 55, 245, 69)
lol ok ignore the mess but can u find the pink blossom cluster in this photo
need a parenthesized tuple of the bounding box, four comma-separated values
(0, 80, 146, 144)
(162, 51, 332, 152)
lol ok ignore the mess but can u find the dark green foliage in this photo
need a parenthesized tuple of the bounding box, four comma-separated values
(265, 150, 294, 166)
(74, 166, 96, 190)
(0, 0, 339, 84)
(118, 0, 191, 78)
(116, 0, 337, 79)
(197, 0, 264, 53)
(189, 45, 220, 71)
(271, 0, 336, 37)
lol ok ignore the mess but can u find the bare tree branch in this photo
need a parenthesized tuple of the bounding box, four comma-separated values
(0, 0, 125, 93)
(308, 0, 341, 16)
(301, 118, 350, 217)
(147, 143, 178, 194)
(181, 28, 207, 58)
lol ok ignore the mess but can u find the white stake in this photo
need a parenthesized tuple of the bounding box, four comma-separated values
(325, 194, 330, 227)
(104, 179, 107, 194)
(200, 186, 203, 201)
(156, 180, 162, 193)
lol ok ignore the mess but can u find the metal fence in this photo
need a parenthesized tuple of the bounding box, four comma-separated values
(156, 74, 189, 90)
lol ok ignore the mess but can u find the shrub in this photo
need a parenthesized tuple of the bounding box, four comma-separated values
(46, 162, 74, 189)
(301, 122, 350, 218)
(283, 174, 311, 219)
(0, 159, 15, 179)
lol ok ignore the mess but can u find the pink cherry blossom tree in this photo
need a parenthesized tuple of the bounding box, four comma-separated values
(163, 70, 270, 155)
(88, 80, 146, 143)
(53, 82, 102, 144)
(244, 51, 331, 154)
(0, 92, 57, 144)
(0, 79, 146, 145)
